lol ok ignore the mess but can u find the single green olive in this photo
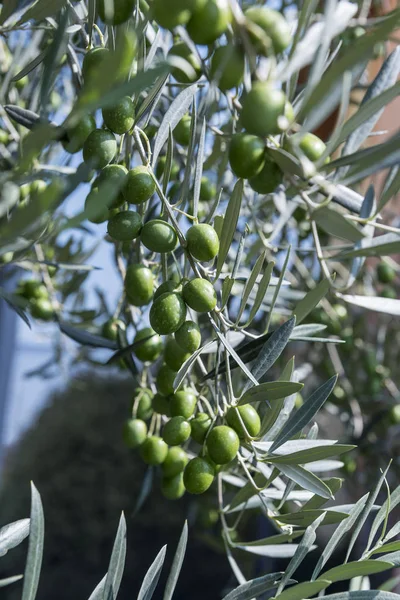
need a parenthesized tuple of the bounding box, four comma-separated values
(150, 291, 187, 335)
(249, 155, 283, 194)
(140, 436, 168, 465)
(377, 263, 396, 284)
(170, 390, 197, 419)
(62, 114, 96, 154)
(229, 133, 265, 179)
(133, 327, 163, 362)
(164, 337, 191, 371)
(102, 96, 135, 135)
(124, 264, 154, 306)
(162, 446, 188, 478)
(153, 0, 195, 29)
(83, 129, 117, 168)
(85, 188, 111, 224)
(94, 164, 128, 209)
(182, 278, 217, 313)
(162, 416, 191, 446)
(186, 223, 220, 262)
(82, 47, 110, 80)
(199, 176, 216, 202)
(107, 210, 142, 241)
(168, 41, 202, 84)
(226, 404, 261, 438)
(98, 0, 135, 25)
(123, 418, 147, 448)
(245, 6, 291, 55)
(140, 219, 178, 253)
(210, 44, 245, 91)
(241, 82, 287, 137)
(152, 393, 171, 416)
(183, 457, 215, 494)
(389, 405, 400, 426)
(123, 165, 156, 205)
(206, 425, 239, 464)
(134, 388, 154, 421)
(175, 320, 201, 353)
(161, 473, 186, 500)
(102, 318, 125, 341)
(381, 286, 397, 299)
(30, 298, 54, 321)
(191, 412, 212, 444)
(288, 132, 328, 163)
(186, 0, 231, 45)
(154, 280, 180, 301)
(155, 156, 180, 180)
(156, 364, 178, 396)
(174, 115, 192, 146)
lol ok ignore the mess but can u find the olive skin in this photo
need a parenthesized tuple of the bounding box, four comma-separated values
(245, 6, 291, 55)
(377, 263, 396, 284)
(186, 224, 220, 262)
(186, 0, 231, 46)
(152, 393, 171, 416)
(140, 436, 168, 465)
(94, 164, 128, 209)
(102, 96, 135, 135)
(288, 132, 328, 163)
(30, 298, 53, 321)
(107, 210, 142, 241)
(206, 425, 239, 464)
(134, 388, 154, 421)
(210, 45, 245, 91)
(241, 82, 286, 137)
(170, 390, 197, 419)
(133, 327, 163, 362)
(183, 457, 215, 495)
(84, 188, 109, 224)
(156, 364, 178, 396)
(154, 280, 180, 301)
(18, 279, 48, 300)
(125, 264, 154, 306)
(164, 337, 191, 371)
(140, 219, 178, 253)
(123, 419, 147, 448)
(229, 133, 265, 179)
(200, 177, 216, 202)
(168, 42, 202, 84)
(82, 47, 110, 80)
(98, 0, 135, 25)
(174, 115, 192, 146)
(249, 156, 283, 194)
(102, 318, 125, 341)
(83, 129, 117, 169)
(155, 156, 180, 180)
(162, 446, 188, 477)
(62, 114, 96, 154)
(182, 278, 217, 313)
(161, 473, 186, 500)
(191, 412, 212, 444)
(123, 166, 155, 205)
(175, 320, 201, 353)
(150, 292, 187, 335)
(153, 0, 194, 29)
(162, 416, 191, 446)
(226, 404, 261, 438)
(382, 286, 397, 299)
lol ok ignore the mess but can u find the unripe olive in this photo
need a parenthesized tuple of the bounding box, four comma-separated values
(162, 416, 191, 446)
(133, 327, 163, 362)
(82, 47, 110, 80)
(229, 133, 265, 179)
(163, 446, 188, 477)
(191, 412, 212, 444)
(206, 425, 239, 464)
(164, 337, 191, 371)
(150, 292, 187, 335)
(153, 0, 195, 29)
(156, 364, 177, 396)
(102, 318, 125, 341)
(168, 41, 202, 84)
(123, 418, 147, 448)
(94, 164, 128, 209)
(30, 298, 54, 321)
(241, 82, 286, 137)
(170, 390, 197, 419)
(155, 156, 180, 180)
(161, 473, 186, 500)
(83, 129, 117, 168)
(18, 279, 48, 300)
(288, 132, 328, 163)
(183, 457, 215, 494)
(134, 388, 154, 421)
(123, 166, 155, 204)
(210, 44, 245, 91)
(102, 96, 135, 134)
(186, 223, 220, 262)
(85, 188, 109, 224)
(381, 286, 397, 299)
(174, 114, 192, 146)
(107, 210, 142, 241)
(186, 0, 232, 45)
(125, 264, 154, 306)
(98, 0, 135, 25)
(182, 278, 217, 313)
(199, 176, 216, 202)
(152, 393, 171, 416)
(245, 6, 291, 55)
(226, 404, 261, 438)
(377, 263, 396, 284)
(62, 114, 96, 154)
(154, 280, 180, 301)
(140, 436, 168, 465)
(249, 156, 283, 194)
(175, 320, 201, 353)
(140, 219, 178, 253)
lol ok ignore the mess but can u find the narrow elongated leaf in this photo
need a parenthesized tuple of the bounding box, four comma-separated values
(215, 180, 244, 277)
(214, 328, 259, 386)
(60, 322, 118, 350)
(266, 444, 355, 465)
(0, 519, 30, 557)
(152, 85, 198, 167)
(246, 260, 275, 325)
(338, 294, 400, 316)
(269, 375, 337, 454)
(277, 510, 348, 527)
(371, 541, 400, 555)
(239, 381, 304, 406)
(312, 494, 369, 579)
(292, 279, 330, 325)
(322, 593, 400, 600)
(173, 341, 215, 391)
(276, 464, 333, 499)
(341, 135, 400, 186)
(0, 289, 31, 328)
(221, 572, 285, 600)
(0, 575, 23, 587)
(193, 118, 206, 220)
(235, 532, 305, 548)
(255, 439, 339, 454)
(163, 522, 187, 600)
(369, 485, 400, 551)
(303, 478, 343, 511)
(275, 580, 331, 600)
(379, 166, 400, 210)
(236, 544, 300, 558)
(379, 551, 400, 567)
(102, 513, 126, 600)
(18, 0, 65, 23)
(319, 561, 393, 584)
(259, 357, 295, 438)
(12, 50, 47, 82)
(138, 546, 167, 600)
(88, 575, 107, 600)
(334, 233, 400, 260)
(313, 208, 364, 242)
(40, 7, 69, 113)
(383, 522, 400, 544)
(22, 483, 44, 600)
(236, 252, 265, 323)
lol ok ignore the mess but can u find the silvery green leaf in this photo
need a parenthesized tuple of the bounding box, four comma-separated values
(322, 593, 400, 600)
(303, 478, 343, 511)
(0, 575, 24, 588)
(0, 519, 30, 557)
(370, 484, 400, 548)
(383, 521, 400, 544)
(269, 375, 337, 454)
(236, 252, 266, 324)
(333, 232, 400, 259)
(292, 279, 330, 325)
(152, 84, 198, 167)
(274, 580, 331, 600)
(239, 381, 304, 406)
(307, 459, 343, 472)
(320, 561, 393, 584)
(214, 328, 259, 387)
(22, 483, 44, 600)
(276, 464, 333, 499)
(163, 522, 187, 600)
(4, 104, 42, 130)
(60, 322, 118, 350)
(136, 75, 168, 125)
(264, 246, 291, 333)
(88, 575, 106, 600)
(379, 165, 400, 210)
(215, 179, 244, 277)
(138, 546, 167, 600)
(338, 294, 400, 316)
(266, 444, 355, 465)
(348, 185, 376, 286)
(235, 544, 300, 558)
(277, 510, 349, 527)
(102, 513, 126, 600)
(245, 260, 275, 326)
(17, 0, 66, 23)
(340, 134, 400, 186)
(12, 50, 47, 82)
(313, 207, 364, 242)
(173, 341, 215, 392)
(40, 7, 69, 114)
(260, 357, 295, 438)
(221, 572, 286, 600)
(254, 439, 339, 454)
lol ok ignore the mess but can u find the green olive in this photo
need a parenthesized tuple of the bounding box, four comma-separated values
(102, 318, 125, 341)
(161, 473, 186, 500)
(186, 224, 220, 262)
(62, 115, 96, 154)
(134, 388, 154, 421)
(182, 278, 217, 313)
(174, 320, 201, 353)
(164, 337, 191, 371)
(162, 446, 188, 477)
(168, 41, 202, 84)
(94, 164, 128, 209)
(210, 44, 245, 91)
(226, 404, 261, 438)
(191, 412, 212, 444)
(98, 0, 135, 25)
(140, 436, 168, 465)
(83, 129, 117, 169)
(186, 0, 232, 46)
(150, 292, 187, 335)
(170, 390, 197, 419)
(174, 115, 192, 146)
(123, 165, 155, 205)
(229, 133, 265, 179)
(133, 327, 163, 362)
(183, 457, 215, 494)
(156, 364, 178, 396)
(140, 219, 178, 253)
(241, 82, 287, 137)
(102, 96, 135, 135)
(162, 416, 191, 446)
(82, 47, 110, 80)
(206, 425, 239, 464)
(123, 419, 147, 448)
(245, 6, 291, 55)
(125, 264, 154, 306)
(249, 155, 283, 194)
(107, 210, 143, 241)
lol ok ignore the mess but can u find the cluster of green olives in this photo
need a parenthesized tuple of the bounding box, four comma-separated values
(123, 385, 262, 500)
(376, 263, 397, 299)
(15, 278, 54, 321)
